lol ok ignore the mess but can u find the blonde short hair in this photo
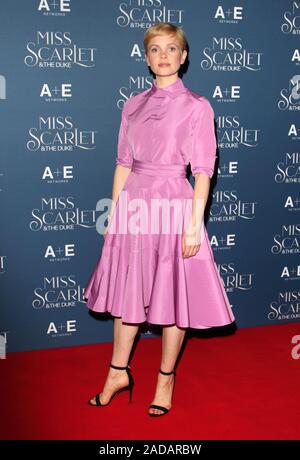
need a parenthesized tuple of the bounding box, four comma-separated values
(144, 23, 188, 54)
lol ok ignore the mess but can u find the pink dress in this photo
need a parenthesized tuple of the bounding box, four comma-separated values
(84, 77, 235, 329)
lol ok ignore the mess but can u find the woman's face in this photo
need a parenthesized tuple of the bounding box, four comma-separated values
(145, 34, 187, 79)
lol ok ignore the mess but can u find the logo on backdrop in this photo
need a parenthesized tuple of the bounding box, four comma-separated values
(38, 0, 71, 16)
(274, 152, 300, 184)
(268, 291, 300, 321)
(42, 165, 74, 184)
(284, 195, 300, 212)
(278, 75, 300, 111)
(24, 31, 96, 68)
(271, 224, 300, 255)
(217, 262, 254, 292)
(118, 75, 153, 108)
(214, 5, 244, 23)
(217, 114, 260, 148)
(201, 37, 263, 71)
(46, 320, 77, 338)
(44, 244, 75, 262)
(40, 83, 72, 102)
(29, 196, 97, 231)
(281, 1, 300, 35)
(0, 256, 7, 274)
(209, 190, 257, 222)
(281, 264, 300, 281)
(27, 116, 97, 151)
(288, 123, 300, 140)
(131, 43, 147, 62)
(291, 48, 300, 63)
(210, 233, 236, 251)
(116, 0, 184, 27)
(213, 85, 241, 103)
(217, 161, 239, 178)
(32, 276, 84, 309)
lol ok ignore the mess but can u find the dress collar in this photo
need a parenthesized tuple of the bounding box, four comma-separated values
(149, 77, 186, 98)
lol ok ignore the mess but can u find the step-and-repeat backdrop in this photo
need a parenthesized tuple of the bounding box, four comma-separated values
(1, 1, 299, 354)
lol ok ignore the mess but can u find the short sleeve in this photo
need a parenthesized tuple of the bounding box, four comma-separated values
(190, 98, 217, 178)
(115, 98, 133, 169)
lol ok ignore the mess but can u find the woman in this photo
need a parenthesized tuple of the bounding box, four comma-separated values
(84, 23, 235, 416)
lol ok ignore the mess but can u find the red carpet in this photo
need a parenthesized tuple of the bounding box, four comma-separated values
(1, 322, 300, 440)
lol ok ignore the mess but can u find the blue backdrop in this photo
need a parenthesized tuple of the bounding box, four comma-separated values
(1, 0, 299, 353)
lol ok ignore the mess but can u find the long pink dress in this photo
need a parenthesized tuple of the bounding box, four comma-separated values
(84, 77, 235, 329)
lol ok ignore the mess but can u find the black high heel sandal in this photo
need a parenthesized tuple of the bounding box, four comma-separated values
(88, 363, 134, 406)
(148, 368, 176, 417)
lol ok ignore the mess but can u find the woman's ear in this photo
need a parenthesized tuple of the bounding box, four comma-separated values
(181, 49, 188, 65)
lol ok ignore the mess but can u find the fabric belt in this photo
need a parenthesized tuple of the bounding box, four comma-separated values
(131, 159, 187, 178)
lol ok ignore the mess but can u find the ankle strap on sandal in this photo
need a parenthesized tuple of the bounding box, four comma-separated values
(110, 363, 128, 370)
(159, 369, 176, 375)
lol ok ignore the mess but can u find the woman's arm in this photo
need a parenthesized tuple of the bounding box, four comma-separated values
(182, 172, 210, 258)
(105, 97, 133, 238)
(183, 98, 216, 257)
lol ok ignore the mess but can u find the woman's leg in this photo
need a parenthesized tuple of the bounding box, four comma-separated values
(148, 324, 186, 415)
(89, 318, 139, 405)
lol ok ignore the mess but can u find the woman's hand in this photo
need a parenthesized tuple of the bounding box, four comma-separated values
(182, 216, 202, 258)
(182, 173, 210, 258)
(182, 227, 201, 258)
